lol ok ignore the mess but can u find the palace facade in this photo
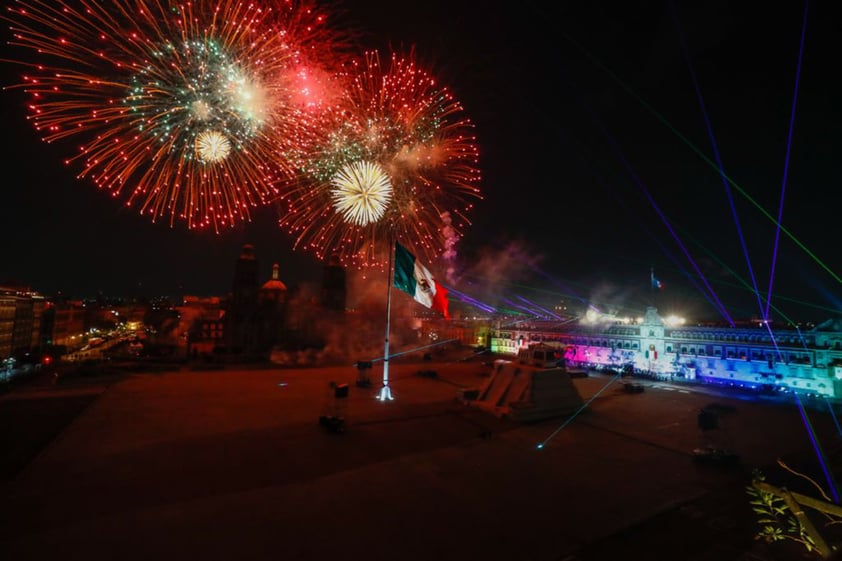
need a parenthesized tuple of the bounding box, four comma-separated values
(484, 307, 842, 399)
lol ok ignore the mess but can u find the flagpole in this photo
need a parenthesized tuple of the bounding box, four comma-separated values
(650, 267, 655, 305)
(650, 267, 653, 296)
(378, 237, 395, 401)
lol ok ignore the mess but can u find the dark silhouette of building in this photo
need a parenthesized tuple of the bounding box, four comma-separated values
(225, 244, 261, 357)
(223, 245, 290, 360)
(258, 263, 288, 351)
(321, 254, 346, 312)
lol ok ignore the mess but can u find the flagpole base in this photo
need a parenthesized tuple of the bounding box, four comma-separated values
(377, 385, 394, 401)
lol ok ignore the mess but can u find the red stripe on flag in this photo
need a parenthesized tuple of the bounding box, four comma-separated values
(432, 281, 450, 319)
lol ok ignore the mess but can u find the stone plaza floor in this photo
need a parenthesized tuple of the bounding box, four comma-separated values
(1, 354, 838, 560)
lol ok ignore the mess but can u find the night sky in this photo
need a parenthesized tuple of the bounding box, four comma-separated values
(1, 1, 840, 324)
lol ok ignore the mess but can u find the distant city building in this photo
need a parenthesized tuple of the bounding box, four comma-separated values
(49, 299, 86, 349)
(84, 303, 121, 331)
(0, 291, 15, 359)
(180, 295, 225, 359)
(0, 284, 47, 360)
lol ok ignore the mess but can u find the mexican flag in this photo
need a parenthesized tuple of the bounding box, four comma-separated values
(393, 242, 450, 319)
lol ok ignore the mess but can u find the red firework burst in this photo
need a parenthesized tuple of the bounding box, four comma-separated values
(3, 0, 352, 232)
(277, 49, 482, 269)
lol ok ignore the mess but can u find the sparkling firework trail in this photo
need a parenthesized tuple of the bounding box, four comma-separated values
(277, 49, 482, 269)
(2, 0, 350, 232)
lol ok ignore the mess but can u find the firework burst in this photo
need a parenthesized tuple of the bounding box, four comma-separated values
(2, 0, 350, 231)
(277, 49, 482, 268)
(330, 160, 392, 226)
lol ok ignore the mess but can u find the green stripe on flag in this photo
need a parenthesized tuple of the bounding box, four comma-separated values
(394, 242, 417, 296)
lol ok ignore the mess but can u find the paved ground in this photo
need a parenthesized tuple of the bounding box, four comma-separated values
(1, 354, 839, 561)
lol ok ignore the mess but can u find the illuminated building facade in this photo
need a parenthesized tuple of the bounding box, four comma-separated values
(487, 306, 842, 399)
(0, 292, 15, 359)
(0, 285, 47, 360)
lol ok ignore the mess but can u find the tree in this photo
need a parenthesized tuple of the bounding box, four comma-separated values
(747, 462, 841, 558)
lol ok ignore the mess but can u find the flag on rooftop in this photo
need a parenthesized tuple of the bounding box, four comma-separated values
(651, 268, 664, 290)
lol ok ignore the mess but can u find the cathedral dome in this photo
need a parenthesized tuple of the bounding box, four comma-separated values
(261, 263, 287, 292)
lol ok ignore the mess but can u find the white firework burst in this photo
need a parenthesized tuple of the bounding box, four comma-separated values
(196, 130, 232, 163)
(330, 161, 393, 225)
